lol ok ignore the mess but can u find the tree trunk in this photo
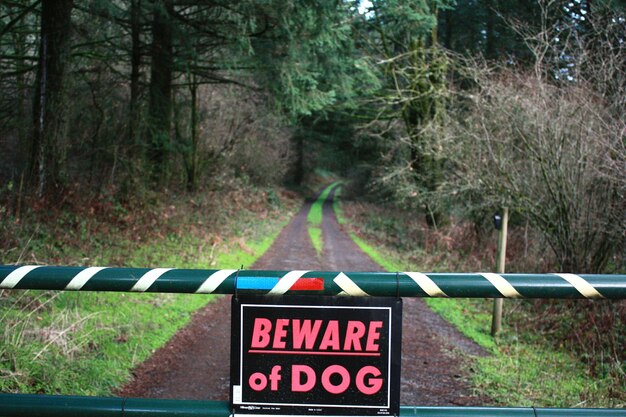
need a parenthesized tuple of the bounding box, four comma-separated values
(146, 0, 173, 186)
(402, 46, 447, 228)
(30, 0, 74, 197)
(12, 19, 28, 151)
(293, 132, 304, 185)
(442, 9, 453, 49)
(186, 78, 198, 192)
(129, 0, 141, 153)
(485, 0, 497, 59)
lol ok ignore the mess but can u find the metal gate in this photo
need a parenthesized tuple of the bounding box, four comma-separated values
(1, 265, 625, 416)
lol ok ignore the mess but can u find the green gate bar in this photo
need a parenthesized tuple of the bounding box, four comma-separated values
(2, 266, 625, 416)
(0, 394, 624, 417)
(1, 265, 625, 299)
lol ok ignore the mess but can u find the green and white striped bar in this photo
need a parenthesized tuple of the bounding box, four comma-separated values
(1, 265, 625, 299)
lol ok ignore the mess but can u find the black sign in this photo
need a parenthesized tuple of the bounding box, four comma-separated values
(230, 295, 402, 416)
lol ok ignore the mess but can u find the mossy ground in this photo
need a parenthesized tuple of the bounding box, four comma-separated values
(0, 186, 299, 395)
(334, 195, 624, 408)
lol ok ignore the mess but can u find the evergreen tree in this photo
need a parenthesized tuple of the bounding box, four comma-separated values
(438, 0, 542, 63)
(357, 0, 453, 226)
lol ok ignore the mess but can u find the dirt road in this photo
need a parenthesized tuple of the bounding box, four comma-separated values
(118, 189, 487, 406)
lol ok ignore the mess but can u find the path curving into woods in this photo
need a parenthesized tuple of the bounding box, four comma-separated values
(118, 188, 487, 406)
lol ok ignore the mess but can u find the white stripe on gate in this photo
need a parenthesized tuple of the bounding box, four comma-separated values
(130, 268, 173, 292)
(480, 272, 522, 298)
(333, 272, 369, 296)
(404, 272, 448, 297)
(65, 267, 108, 290)
(269, 270, 310, 295)
(195, 269, 238, 294)
(0, 265, 41, 289)
(555, 273, 604, 299)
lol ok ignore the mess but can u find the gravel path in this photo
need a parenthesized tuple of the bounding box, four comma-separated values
(118, 190, 487, 405)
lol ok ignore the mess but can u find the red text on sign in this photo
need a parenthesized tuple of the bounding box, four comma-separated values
(248, 365, 383, 395)
(250, 319, 383, 352)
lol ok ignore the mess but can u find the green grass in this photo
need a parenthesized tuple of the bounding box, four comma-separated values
(333, 186, 345, 225)
(472, 336, 619, 407)
(333, 194, 622, 408)
(307, 182, 340, 225)
(306, 181, 341, 256)
(308, 227, 323, 257)
(0, 290, 209, 395)
(0, 199, 294, 396)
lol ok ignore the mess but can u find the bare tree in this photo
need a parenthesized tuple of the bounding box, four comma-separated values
(445, 5, 625, 272)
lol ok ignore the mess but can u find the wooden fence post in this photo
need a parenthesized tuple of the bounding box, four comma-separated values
(491, 207, 508, 336)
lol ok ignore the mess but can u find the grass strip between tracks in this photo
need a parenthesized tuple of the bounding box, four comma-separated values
(307, 182, 341, 257)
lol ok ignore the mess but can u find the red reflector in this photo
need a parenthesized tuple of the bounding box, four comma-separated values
(290, 278, 324, 291)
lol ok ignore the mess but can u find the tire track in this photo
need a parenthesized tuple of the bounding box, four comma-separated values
(118, 189, 487, 406)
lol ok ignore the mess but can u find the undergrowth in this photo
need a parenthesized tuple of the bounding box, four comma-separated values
(0, 183, 299, 395)
(335, 195, 625, 408)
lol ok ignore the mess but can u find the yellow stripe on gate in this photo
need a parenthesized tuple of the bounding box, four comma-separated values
(556, 273, 604, 299)
(480, 272, 521, 298)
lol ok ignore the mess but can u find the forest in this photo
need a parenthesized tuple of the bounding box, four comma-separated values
(0, 0, 624, 408)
